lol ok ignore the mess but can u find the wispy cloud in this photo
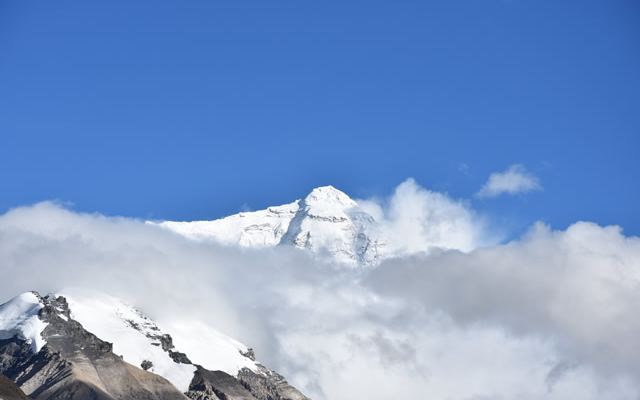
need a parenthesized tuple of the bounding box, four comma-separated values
(477, 164, 542, 198)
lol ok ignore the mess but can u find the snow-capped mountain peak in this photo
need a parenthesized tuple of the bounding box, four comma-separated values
(153, 185, 385, 266)
(280, 186, 383, 265)
(301, 185, 357, 218)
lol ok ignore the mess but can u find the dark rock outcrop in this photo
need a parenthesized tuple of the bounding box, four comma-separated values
(0, 295, 189, 400)
(1, 292, 311, 400)
(237, 366, 309, 400)
(186, 368, 253, 400)
(0, 373, 29, 400)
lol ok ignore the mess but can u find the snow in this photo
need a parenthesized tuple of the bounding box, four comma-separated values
(156, 201, 299, 247)
(281, 186, 384, 265)
(302, 186, 358, 217)
(0, 290, 261, 392)
(64, 291, 197, 391)
(152, 186, 385, 266)
(0, 292, 47, 352)
(63, 290, 258, 392)
(159, 318, 259, 374)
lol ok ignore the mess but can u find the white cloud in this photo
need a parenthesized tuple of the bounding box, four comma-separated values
(358, 178, 497, 255)
(0, 189, 639, 399)
(477, 164, 542, 198)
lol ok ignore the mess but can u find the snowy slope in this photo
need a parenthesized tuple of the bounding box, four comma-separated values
(280, 186, 384, 265)
(63, 290, 259, 392)
(0, 292, 47, 352)
(158, 202, 299, 246)
(0, 291, 309, 399)
(154, 186, 385, 266)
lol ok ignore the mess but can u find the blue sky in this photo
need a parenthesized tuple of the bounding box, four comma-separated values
(1, 0, 638, 236)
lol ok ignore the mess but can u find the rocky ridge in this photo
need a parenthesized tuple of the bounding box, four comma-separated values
(0, 292, 309, 400)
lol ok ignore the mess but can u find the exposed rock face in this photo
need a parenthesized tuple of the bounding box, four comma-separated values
(0, 295, 189, 400)
(187, 368, 254, 400)
(237, 366, 309, 400)
(0, 292, 311, 400)
(184, 365, 310, 400)
(0, 373, 29, 400)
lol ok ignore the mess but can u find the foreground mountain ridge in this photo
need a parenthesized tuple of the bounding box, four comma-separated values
(155, 186, 386, 266)
(0, 292, 309, 400)
(0, 371, 29, 400)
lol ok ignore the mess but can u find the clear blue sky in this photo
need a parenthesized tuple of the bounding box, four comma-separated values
(1, 0, 638, 235)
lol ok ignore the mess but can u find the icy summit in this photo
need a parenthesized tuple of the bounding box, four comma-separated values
(154, 186, 386, 266)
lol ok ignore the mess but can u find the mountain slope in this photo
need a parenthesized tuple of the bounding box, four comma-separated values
(0, 292, 309, 400)
(0, 293, 189, 400)
(0, 374, 29, 400)
(62, 291, 258, 392)
(155, 186, 385, 266)
(157, 201, 299, 248)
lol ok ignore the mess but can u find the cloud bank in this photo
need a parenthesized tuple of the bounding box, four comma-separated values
(358, 178, 495, 255)
(0, 181, 639, 400)
(477, 164, 542, 198)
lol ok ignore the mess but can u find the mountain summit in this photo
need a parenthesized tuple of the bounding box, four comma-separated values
(155, 186, 385, 266)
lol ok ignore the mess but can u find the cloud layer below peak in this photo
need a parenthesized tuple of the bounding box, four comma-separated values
(0, 180, 639, 400)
